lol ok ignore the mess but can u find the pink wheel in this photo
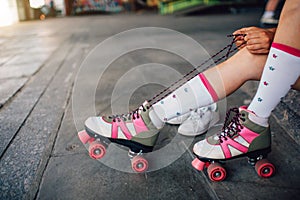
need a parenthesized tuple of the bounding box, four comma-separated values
(255, 159, 275, 178)
(78, 130, 93, 144)
(207, 162, 226, 182)
(132, 156, 148, 173)
(192, 158, 206, 171)
(88, 141, 106, 159)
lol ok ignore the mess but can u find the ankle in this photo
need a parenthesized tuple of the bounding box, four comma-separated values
(149, 109, 164, 129)
(248, 111, 269, 127)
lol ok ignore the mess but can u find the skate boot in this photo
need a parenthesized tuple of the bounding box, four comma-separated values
(78, 101, 162, 172)
(192, 106, 275, 181)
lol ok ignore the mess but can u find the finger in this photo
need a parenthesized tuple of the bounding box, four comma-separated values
(233, 27, 249, 35)
(247, 44, 269, 52)
(246, 38, 268, 45)
(235, 40, 245, 46)
(244, 32, 262, 40)
(234, 35, 244, 41)
(248, 49, 270, 54)
(233, 28, 245, 35)
(247, 44, 263, 50)
(238, 44, 246, 50)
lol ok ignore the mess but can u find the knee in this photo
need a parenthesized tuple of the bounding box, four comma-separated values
(280, 1, 300, 22)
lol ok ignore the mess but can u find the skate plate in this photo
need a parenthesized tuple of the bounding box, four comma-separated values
(77, 130, 149, 173)
(192, 150, 275, 182)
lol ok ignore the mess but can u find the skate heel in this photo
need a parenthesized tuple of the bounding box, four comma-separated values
(247, 147, 272, 163)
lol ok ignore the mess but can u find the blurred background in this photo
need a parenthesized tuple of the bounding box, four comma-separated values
(1, 0, 274, 27)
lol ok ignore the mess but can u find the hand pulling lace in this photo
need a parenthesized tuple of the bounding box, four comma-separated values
(109, 34, 246, 120)
(148, 34, 247, 106)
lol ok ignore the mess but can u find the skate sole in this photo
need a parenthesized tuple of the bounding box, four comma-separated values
(192, 147, 275, 181)
(84, 125, 154, 153)
(195, 147, 272, 162)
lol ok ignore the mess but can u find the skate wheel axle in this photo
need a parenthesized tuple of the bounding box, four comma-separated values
(89, 141, 106, 160)
(131, 156, 148, 173)
(255, 159, 275, 178)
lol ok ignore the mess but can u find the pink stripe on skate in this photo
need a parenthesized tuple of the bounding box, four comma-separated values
(272, 43, 300, 57)
(111, 118, 133, 140)
(239, 127, 259, 144)
(220, 138, 248, 159)
(133, 113, 149, 134)
(199, 73, 218, 102)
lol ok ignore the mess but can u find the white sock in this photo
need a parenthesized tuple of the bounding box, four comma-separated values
(248, 43, 300, 119)
(152, 73, 217, 122)
(262, 11, 274, 18)
(149, 109, 164, 129)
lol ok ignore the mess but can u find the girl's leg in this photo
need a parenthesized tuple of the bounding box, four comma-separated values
(152, 47, 267, 123)
(194, 0, 300, 161)
(203, 46, 267, 99)
(248, 0, 300, 119)
(84, 46, 268, 150)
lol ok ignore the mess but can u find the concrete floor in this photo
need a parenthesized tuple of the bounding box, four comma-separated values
(0, 10, 299, 200)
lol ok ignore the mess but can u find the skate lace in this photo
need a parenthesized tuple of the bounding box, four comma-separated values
(108, 34, 246, 119)
(218, 107, 245, 142)
(147, 34, 246, 107)
(108, 104, 149, 122)
(190, 109, 205, 120)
